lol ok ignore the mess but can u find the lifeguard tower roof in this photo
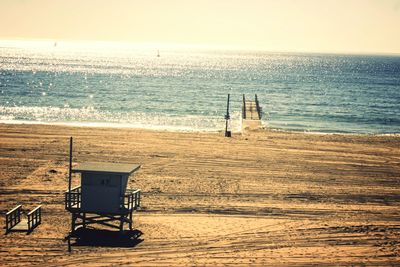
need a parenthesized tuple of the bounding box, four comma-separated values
(72, 162, 140, 175)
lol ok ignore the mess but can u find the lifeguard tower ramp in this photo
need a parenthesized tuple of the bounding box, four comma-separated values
(5, 205, 42, 234)
(242, 94, 263, 131)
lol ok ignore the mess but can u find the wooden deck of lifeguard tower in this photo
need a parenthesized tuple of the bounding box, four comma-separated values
(242, 94, 262, 130)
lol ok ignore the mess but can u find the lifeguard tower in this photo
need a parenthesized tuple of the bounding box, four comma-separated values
(64, 139, 141, 236)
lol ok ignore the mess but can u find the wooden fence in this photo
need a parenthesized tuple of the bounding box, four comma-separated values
(27, 205, 42, 232)
(5, 205, 22, 233)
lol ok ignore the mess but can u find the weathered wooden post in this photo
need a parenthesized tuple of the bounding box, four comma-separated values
(242, 94, 246, 119)
(68, 235, 71, 252)
(255, 94, 262, 119)
(68, 137, 73, 193)
(225, 94, 232, 137)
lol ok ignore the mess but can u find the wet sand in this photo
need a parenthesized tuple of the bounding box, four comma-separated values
(0, 123, 399, 266)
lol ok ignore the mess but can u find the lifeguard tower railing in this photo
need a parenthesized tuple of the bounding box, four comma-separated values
(65, 186, 141, 213)
(243, 94, 262, 120)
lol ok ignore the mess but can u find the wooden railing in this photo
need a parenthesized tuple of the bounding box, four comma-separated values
(242, 94, 246, 119)
(65, 186, 81, 210)
(65, 186, 141, 212)
(5, 205, 22, 233)
(27, 205, 42, 232)
(5, 205, 42, 233)
(125, 189, 141, 211)
(255, 94, 262, 119)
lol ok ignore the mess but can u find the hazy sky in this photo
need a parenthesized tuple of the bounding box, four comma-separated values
(1, 0, 400, 53)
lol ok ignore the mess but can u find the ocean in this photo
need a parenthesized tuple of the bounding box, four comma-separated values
(1, 40, 399, 134)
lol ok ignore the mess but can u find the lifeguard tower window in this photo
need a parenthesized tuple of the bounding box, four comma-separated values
(82, 173, 120, 187)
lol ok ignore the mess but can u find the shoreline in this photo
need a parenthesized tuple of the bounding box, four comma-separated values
(1, 120, 399, 137)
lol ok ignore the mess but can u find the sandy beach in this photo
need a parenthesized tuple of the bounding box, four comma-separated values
(0, 123, 399, 266)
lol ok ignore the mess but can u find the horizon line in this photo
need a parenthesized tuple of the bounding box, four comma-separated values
(1, 38, 400, 57)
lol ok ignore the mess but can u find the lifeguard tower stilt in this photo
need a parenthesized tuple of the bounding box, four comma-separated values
(64, 138, 141, 250)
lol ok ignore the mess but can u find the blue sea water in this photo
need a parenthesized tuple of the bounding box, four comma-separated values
(0, 40, 399, 133)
